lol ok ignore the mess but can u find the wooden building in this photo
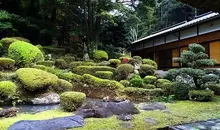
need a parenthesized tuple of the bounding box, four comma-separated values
(131, 12, 220, 70)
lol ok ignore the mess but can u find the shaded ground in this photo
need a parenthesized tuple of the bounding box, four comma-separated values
(1, 101, 220, 130)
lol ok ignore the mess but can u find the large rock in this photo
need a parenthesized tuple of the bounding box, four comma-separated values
(138, 102, 166, 111)
(30, 93, 60, 105)
(76, 100, 139, 118)
(0, 107, 18, 118)
(8, 115, 84, 130)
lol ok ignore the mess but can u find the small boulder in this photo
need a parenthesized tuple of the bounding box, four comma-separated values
(138, 102, 166, 111)
(144, 118, 158, 125)
(118, 114, 133, 121)
(30, 93, 60, 105)
(0, 107, 18, 118)
(120, 121, 134, 129)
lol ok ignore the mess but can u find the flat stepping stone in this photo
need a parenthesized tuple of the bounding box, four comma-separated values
(8, 115, 84, 130)
(138, 102, 167, 111)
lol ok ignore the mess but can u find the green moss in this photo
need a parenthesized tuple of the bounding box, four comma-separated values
(0, 71, 17, 81)
(120, 80, 130, 87)
(70, 61, 95, 71)
(189, 90, 214, 102)
(143, 84, 156, 89)
(8, 41, 44, 66)
(93, 50, 108, 61)
(83, 74, 124, 90)
(95, 71, 113, 79)
(0, 81, 17, 98)
(0, 38, 19, 54)
(2, 101, 220, 130)
(60, 91, 86, 112)
(63, 56, 75, 63)
(144, 76, 157, 85)
(52, 79, 73, 93)
(143, 59, 158, 69)
(0, 58, 15, 70)
(129, 76, 144, 88)
(109, 59, 121, 67)
(36, 61, 55, 67)
(75, 66, 116, 75)
(116, 64, 134, 80)
(55, 59, 68, 69)
(16, 68, 58, 91)
(139, 64, 155, 77)
(157, 79, 171, 88)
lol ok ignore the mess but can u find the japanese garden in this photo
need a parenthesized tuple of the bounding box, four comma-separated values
(1, 0, 220, 130)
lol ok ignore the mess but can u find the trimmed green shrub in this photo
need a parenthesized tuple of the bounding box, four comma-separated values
(128, 58, 140, 65)
(124, 87, 163, 97)
(0, 81, 17, 98)
(93, 50, 108, 61)
(157, 79, 171, 88)
(171, 82, 189, 100)
(109, 59, 121, 67)
(16, 68, 58, 91)
(139, 64, 155, 77)
(144, 76, 157, 85)
(189, 90, 213, 102)
(95, 71, 113, 79)
(55, 59, 68, 69)
(83, 74, 124, 90)
(129, 75, 144, 88)
(70, 61, 96, 71)
(0, 58, 15, 70)
(60, 91, 86, 112)
(160, 83, 172, 96)
(0, 38, 19, 54)
(164, 69, 180, 81)
(57, 72, 83, 83)
(37, 61, 55, 67)
(143, 59, 158, 69)
(143, 84, 156, 89)
(116, 64, 134, 80)
(207, 84, 220, 95)
(52, 79, 73, 93)
(133, 56, 142, 63)
(63, 56, 75, 63)
(8, 41, 44, 66)
(120, 80, 129, 87)
(201, 74, 219, 84)
(75, 66, 116, 75)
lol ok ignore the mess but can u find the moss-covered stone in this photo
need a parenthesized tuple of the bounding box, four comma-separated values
(75, 66, 116, 75)
(95, 71, 113, 79)
(0, 72, 17, 81)
(116, 64, 134, 80)
(36, 61, 55, 67)
(16, 68, 58, 91)
(52, 79, 73, 93)
(0, 58, 15, 70)
(0, 38, 19, 55)
(60, 91, 86, 112)
(8, 41, 44, 66)
(0, 81, 17, 98)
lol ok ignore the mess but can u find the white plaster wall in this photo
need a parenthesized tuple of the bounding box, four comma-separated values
(199, 19, 220, 35)
(180, 26, 197, 40)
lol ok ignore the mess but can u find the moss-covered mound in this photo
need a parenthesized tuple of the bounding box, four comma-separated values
(0, 38, 19, 55)
(93, 50, 108, 61)
(8, 41, 44, 66)
(0, 81, 17, 99)
(60, 91, 86, 112)
(52, 79, 73, 93)
(95, 71, 113, 79)
(36, 61, 55, 67)
(75, 66, 116, 75)
(16, 68, 58, 91)
(73, 74, 124, 99)
(0, 58, 15, 70)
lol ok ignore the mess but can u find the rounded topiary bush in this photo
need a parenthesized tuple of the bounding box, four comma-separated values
(120, 80, 129, 87)
(0, 38, 19, 53)
(143, 84, 156, 89)
(157, 79, 171, 88)
(8, 41, 44, 66)
(95, 71, 113, 79)
(116, 64, 134, 80)
(143, 59, 158, 69)
(52, 79, 73, 93)
(55, 59, 68, 69)
(139, 64, 155, 77)
(133, 56, 142, 63)
(129, 75, 143, 88)
(144, 76, 157, 85)
(93, 50, 108, 61)
(0, 81, 17, 98)
(171, 82, 189, 100)
(16, 68, 58, 91)
(109, 59, 121, 67)
(189, 90, 213, 102)
(0, 58, 15, 70)
(160, 82, 172, 96)
(60, 91, 86, 112)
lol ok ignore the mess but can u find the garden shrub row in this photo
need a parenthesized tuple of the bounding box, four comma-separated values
(75, 66, 116, 75)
